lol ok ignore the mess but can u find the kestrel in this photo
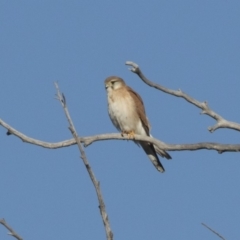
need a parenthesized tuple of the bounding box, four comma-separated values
(105, 76, 171, 172)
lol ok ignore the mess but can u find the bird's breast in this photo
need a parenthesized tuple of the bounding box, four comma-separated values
(107, 90, 138, 132)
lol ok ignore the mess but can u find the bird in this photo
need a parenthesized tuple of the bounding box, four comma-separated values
(104, 76, 171, 172)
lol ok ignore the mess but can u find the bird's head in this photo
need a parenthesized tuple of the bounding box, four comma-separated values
(105, 76, 126, 92)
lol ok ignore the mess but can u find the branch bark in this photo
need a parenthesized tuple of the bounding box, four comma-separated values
(125, 61, 240, 133)
(0, 218, 23, 240)
(1, 118, 240, 154)
(54, 83, 113, 240)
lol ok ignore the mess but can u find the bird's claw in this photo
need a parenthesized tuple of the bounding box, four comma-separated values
(121, 130, 135, 139)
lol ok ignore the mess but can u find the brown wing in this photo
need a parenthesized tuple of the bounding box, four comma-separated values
(126, 86, 151, 135)
(127, 86, 170, 170)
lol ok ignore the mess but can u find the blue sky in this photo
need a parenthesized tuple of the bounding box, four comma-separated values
(0, 1, 240, 239)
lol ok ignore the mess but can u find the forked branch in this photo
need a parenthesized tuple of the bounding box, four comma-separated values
(125, 61, 240, 133)
(1, 118, 240, 154)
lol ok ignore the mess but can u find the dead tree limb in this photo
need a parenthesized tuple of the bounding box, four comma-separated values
(202, 223, 226, 240)
(1, 118, 239, 154)
(0, 218, 23, 240)
(54, 83, 113, 240)
(125, 61, 240, 133)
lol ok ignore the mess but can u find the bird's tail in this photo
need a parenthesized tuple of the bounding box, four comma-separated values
(154, 145, 172, 160)
(149, 134, 172, 160)
(140, 142, 165, 173)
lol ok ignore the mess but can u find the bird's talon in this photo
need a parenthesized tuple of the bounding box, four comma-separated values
(121, 131, 135, 139)
(127, 130, 135, 139)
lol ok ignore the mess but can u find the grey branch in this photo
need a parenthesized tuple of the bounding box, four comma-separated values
(54, 83, 113, 240)
(1, 118, 240, 153)
(125, 61, 240, 133)
(0, 218, 23, 240)
(202, 223, 226, 240)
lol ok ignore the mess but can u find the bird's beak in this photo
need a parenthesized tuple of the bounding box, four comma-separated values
(105, 83, 110, 90)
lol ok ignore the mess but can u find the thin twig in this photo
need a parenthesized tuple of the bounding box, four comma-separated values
(125, 61, 240, 133)
(1, 118, 240, 154)
(0, 218, 23, 240)
(202, 223, 226, 240)
(54, 83, 113, 240)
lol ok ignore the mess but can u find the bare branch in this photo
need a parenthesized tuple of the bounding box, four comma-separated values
(125, 61, 240, 133)
(54, 83, 113, 240)
(0, 218, 23, 240)
(0, 118, 76, 148)
(1, 118, 240, 154)
(202, 223, 226, 240)
(83, 134, 240, 154)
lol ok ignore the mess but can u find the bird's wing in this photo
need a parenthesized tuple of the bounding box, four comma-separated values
(127, 86, 172, 162)
(126, 86, 150, 135)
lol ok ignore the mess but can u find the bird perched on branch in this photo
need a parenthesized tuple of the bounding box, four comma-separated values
(104, 76, 171, 172)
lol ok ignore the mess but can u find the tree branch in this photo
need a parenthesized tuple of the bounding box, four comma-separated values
(202, 223, 226, 240)
(0, 218, 23, 240)
(0, 118, 76, 148)
(125, 61, 240, 133)
(1, 118, 240, 153)
(54, 83, 113, 240)
(84, 134, 240, 154)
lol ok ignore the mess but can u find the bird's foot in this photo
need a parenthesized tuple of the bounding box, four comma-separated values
(121, 130, 135, 139)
